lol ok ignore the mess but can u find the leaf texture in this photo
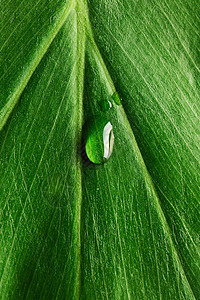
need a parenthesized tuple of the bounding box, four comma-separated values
(0, 0, 199, 298)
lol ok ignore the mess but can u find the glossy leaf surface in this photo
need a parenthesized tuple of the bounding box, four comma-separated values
(0, 0, 199, 298)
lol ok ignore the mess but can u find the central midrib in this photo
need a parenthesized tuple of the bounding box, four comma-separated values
(73, 0, 86, 298)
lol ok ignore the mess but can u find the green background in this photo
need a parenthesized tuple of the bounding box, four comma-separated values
(0, 0, 199, 298)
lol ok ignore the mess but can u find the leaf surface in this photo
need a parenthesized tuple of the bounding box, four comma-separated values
(0, 0, 199, 298)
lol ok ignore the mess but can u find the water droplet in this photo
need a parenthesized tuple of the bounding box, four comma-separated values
(99, 99, 112, 111)
(112, 91, 122, 105)
(84, 116, 114, 165)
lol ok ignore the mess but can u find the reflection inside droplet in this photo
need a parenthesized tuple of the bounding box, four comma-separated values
(103, 121, 114, 160)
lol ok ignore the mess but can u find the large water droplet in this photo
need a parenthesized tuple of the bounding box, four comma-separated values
(84, 116, 114, 165)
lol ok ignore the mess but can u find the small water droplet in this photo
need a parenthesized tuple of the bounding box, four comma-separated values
(84, 116, 114, 165)
(99, 99, 112, 111)
(112, 91, 122, 105)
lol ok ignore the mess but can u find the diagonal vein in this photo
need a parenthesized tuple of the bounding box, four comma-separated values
(96, 16, 200, 162)
(0, 69, 75, 289)
(83, 13, 197, 296)
(0, 0, 75, 132)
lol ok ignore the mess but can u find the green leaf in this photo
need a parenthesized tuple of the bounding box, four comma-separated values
(0, 0, 199, 298)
